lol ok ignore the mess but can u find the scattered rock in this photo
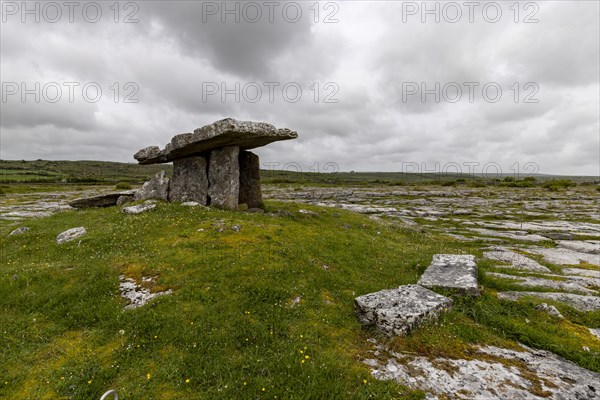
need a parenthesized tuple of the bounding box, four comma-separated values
(298, 209, 319, 216)
(483, 249, 551, 273)
(56, 227, 87, 244)
(291, 295, 302, 307)
(9, 226, 29, 235)
(535, 303, 564, 318)
(418, 254, 479, 295)
(589, 328, 600, 340)
(181, 201, 201, 207)
(134, 171, 170, 201)
(355, 284, 452, 337)
(497, 291, 600, 312)
(246, 207, 265, 213)
(122, 203, 156, 215)
(119, 275, 172, 309)
(231, 225, 241, 232)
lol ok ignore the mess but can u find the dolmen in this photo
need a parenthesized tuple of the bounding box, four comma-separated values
(133, 118, 298, 210)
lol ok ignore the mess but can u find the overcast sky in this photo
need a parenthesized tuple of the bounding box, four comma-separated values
(1, 0, 599, 176)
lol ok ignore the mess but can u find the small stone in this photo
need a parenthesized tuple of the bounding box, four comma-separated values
(355, 284, 452, 337)
(122, 204, 156, 214)
(231, 225, 241, 232)
(116, 195, 134, 206)
(535, 303, 564, 318)
(9, 227, 29, 236)
(298, 209, 319, 216)
(56, 227, 87, 244)
(583, 346, 590, 352)
(246, 208, 264, 213)
(181, 201, 201, 207)
(291, 295, 302, 307)
(418, 254, 479, 296)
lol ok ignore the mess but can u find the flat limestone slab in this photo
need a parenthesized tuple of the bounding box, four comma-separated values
(134, 118, 297, 164)
(497, 291, 600, 312)
(68, 192, 135, 209)
(355, 284, 452, 337)
(483, 249, 551, 273)
(418, 254, 479, 295)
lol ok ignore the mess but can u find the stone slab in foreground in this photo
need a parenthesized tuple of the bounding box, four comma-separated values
(498, 291, 600, 312)
(418, 254, 479, 295)
(355, 284, 452, 337)
(365, 343, 600, 399)
(134, 118, 297, 164)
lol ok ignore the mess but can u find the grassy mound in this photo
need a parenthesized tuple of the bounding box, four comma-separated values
(1, 201, 598, 399)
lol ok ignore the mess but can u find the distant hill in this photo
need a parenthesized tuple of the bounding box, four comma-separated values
(1, 159, 598, 186)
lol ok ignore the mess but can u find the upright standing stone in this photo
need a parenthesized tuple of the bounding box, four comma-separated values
(134, 170, 170, 201)
(169, 156, 209, 204)
(208, 146, 240, 209)
(239, 150, 262, 209)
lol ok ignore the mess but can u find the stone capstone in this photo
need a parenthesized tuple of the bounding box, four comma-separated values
(168, 155, 209, 204)
(208, 146, 240, 209)
(418, 254, 479, 295)
(354, 284, 453, 337)
(238, 150, 262, 209)
(56, 227, 87, 244)
(134, 171, 170, 201)
(134, 118, 297, 164)
(133, 146, 165, 165)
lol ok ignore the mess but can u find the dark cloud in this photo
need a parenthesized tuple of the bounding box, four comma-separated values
(0, 1, 598, 175)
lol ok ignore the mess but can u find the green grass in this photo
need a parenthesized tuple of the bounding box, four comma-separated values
(1, 200, 599, 399)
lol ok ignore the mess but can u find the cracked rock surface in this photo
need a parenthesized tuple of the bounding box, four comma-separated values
(355, 284, 452, 337)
